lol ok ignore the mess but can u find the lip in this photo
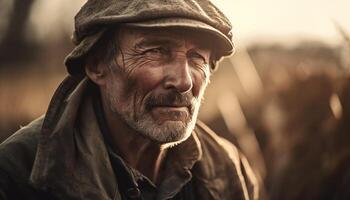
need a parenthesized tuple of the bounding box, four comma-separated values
(152, 105, 189, 111)
(150, 105, 190, 122)
(152, 105, 190, 111)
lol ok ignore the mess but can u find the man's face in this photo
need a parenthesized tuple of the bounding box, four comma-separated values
(102, 27, 212, 144)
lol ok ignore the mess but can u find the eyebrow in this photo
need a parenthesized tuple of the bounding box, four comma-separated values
(135, 38, 182, 49)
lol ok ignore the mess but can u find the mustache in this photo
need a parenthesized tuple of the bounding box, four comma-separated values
(145, 91, 196, 113)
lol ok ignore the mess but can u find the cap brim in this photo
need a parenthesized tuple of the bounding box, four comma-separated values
(125, 18, 234, 55)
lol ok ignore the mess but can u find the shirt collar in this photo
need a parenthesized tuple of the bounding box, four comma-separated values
(156, 131, 202, 199)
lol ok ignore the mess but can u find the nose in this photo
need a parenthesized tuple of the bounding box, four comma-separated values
(163, 56, 193, 93)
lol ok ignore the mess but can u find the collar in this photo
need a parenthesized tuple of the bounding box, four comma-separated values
(156, 130, 202, 200)
(30, 77, 119, 200)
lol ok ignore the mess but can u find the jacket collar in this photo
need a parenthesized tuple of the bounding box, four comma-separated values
(157, 128, 202, 200)
(30, 77, 119, 199)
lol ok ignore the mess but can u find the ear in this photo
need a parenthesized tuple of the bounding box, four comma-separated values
(85, 56, 108, 86)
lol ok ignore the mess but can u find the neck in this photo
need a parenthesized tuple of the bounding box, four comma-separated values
(100, 95, 167, 184)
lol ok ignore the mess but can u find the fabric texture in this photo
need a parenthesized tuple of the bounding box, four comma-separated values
(64, 0, 234, 76)
(0, 76, 258, 200)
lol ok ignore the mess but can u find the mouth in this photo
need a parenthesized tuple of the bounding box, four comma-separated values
(154, 105, 189, 111)
(150, 105, 190, 123)
(148, 101, 192, 111)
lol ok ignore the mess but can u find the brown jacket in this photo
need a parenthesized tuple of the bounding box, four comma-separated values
(0, 77, 258, 200)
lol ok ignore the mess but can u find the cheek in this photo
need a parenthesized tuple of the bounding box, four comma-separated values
(191, 70, 209, 97)
(132, 67, 166, 92)
(105, 77, 124, 104)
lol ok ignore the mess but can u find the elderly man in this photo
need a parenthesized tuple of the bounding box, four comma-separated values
(0, 0, 258, 199)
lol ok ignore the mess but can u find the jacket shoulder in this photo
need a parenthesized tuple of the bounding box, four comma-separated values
(0, 116, 43, 178)
(194, 120, 259, 200)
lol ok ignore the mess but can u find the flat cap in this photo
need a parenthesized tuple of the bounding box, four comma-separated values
(65, 0, 234, 76)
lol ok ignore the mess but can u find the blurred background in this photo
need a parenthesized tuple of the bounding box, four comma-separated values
(1, 0, 350, 199)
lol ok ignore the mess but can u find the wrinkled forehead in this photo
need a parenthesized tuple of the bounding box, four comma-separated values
(118, 26, 214, 51)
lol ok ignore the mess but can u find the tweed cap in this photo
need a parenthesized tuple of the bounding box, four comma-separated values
(65, 0, 234, 76)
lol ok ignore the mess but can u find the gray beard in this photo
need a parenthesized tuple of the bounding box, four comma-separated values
(127, 107, 199, 145)
(109, 94, 201, 145)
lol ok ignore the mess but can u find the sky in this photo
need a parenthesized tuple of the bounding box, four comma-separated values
(213, 0, 350, 45)
(26, 0, 350, 46)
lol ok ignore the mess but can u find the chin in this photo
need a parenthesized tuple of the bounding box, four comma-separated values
(130, 117, 197, 146)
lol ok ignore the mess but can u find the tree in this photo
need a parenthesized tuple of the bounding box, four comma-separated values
(0, 0, 36, 65)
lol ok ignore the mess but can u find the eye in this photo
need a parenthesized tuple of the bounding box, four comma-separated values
(144, 47, 169, 56)
(188, 51, 207, 66)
